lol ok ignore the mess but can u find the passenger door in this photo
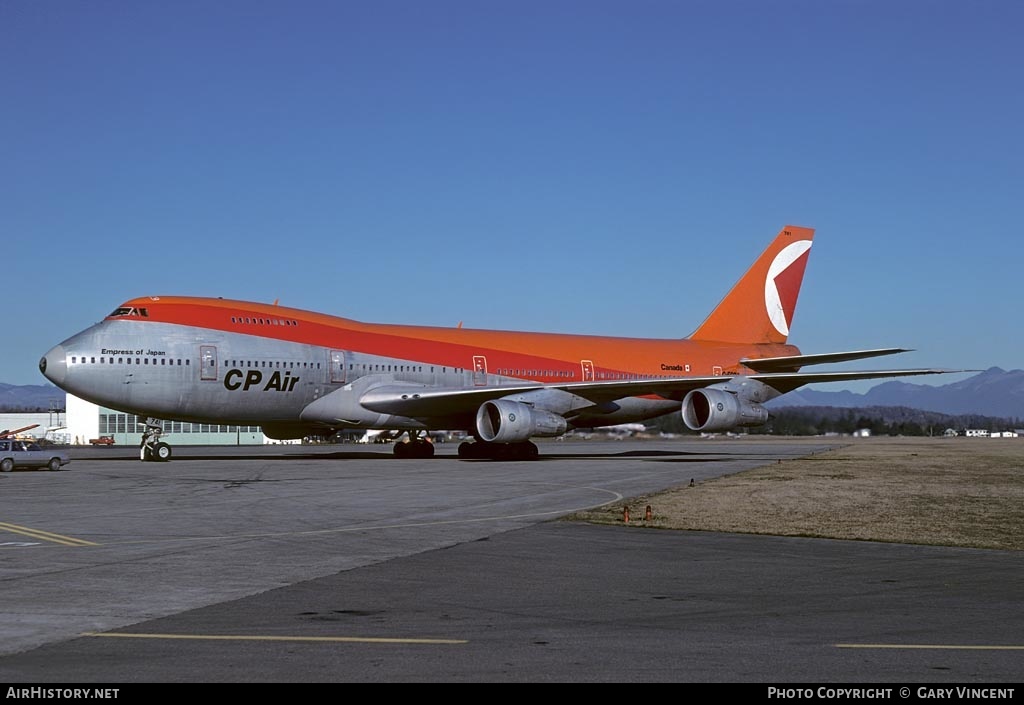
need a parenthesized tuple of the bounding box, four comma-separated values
(472, 355, 487, 386)
(330, 350, 346, 384)
(580, 360, 595, 382)
(200, 345, 218, 381)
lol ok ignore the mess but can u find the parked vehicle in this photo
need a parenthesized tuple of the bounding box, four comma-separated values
(89, 435, 116, 446)
(0, 439, 71, 472)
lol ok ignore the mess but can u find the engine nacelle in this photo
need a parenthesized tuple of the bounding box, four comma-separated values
(682, 388, 768, 432)
(476, 399, 567, 443)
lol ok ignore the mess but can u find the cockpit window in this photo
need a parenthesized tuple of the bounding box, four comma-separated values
(108, 307, 149, 318)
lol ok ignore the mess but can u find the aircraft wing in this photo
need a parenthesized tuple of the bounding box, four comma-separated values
(360, 383, 549, 416)
(553, 367, 957, 402)
(358, 367, 958, 417)
(360, 374, 778, 416)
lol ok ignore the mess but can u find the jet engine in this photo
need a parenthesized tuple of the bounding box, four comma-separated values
(682, 387, 768, 432)
(475, 399, 568, 443)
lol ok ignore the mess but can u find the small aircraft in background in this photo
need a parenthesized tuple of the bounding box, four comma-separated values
(570, 423, 648, 439)
(356, 429, 456, 444)
(0, 425, 40, 440)
(40, 225, 956, 461)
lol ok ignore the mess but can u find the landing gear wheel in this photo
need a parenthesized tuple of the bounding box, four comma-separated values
(458, 440, 539, 461)
(521, 441, 539, 461)
(153, 442, 172, 462)
(458, 441, 480, 459)
(394, 439, 435, 458)
(139, 417, 168, 463)
(413, 439, 435, 458)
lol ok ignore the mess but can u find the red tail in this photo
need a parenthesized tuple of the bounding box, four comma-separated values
(690, 226, 814, 344)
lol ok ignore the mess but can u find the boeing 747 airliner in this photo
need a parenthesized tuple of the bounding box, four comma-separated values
(39, 226, 955, 460)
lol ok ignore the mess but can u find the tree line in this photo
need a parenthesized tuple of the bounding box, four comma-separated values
(647, 405, 1023, 437)
(4, 403, 1020, 438)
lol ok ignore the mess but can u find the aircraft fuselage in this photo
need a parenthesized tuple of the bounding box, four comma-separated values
(37, 228, 956, 461)
(40, 296, 798, 438)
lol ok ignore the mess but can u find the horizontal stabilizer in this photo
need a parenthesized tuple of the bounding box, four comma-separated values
(741, 348, 912, 373)
(747, 368, 964, 395)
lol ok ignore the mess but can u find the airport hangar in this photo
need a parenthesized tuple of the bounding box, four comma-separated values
(5, 392, 269, 447)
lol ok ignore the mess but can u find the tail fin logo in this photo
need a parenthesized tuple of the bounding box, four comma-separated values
(765, 240, 812, 337)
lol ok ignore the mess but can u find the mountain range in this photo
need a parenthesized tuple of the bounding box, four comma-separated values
(0, 383, 66, 411)
(767, 367, 1024, 419)
(1, 368, 1022, 418)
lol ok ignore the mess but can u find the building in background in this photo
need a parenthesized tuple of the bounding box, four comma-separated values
(63, 393, 265, 446)
(2, 395, 268, 446)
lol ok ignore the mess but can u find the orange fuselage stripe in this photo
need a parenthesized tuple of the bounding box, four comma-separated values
(118, 296, 800, 379)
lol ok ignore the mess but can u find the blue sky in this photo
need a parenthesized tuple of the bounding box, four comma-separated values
(2, 1, 1021, 389)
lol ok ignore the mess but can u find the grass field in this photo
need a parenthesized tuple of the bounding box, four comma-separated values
(568, 437, 1024, 551)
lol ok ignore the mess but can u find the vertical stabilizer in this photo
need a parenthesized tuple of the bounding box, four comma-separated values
(690, 225, 815, 344)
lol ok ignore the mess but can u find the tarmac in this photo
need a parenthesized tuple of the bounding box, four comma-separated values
(0, 439, 1020, 683)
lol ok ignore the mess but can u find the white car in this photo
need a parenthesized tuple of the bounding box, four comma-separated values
(0, 439, 70, 472)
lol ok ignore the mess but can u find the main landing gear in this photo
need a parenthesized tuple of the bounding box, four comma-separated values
(140, 417, 172, 463)
(392, 432, 435, 459)
(388, 433, 540, 460)
(457, 440, 539, 461)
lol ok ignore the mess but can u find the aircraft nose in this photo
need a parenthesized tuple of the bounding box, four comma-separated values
(40, 345, 66, 386)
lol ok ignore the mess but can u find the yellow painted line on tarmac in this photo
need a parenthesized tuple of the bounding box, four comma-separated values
(837, 644, 1024, 650)
(0, 522, 98, 547)
(84, 632, 466, 645)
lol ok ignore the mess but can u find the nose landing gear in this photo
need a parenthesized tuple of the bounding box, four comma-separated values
(140, 418, 172, 462)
